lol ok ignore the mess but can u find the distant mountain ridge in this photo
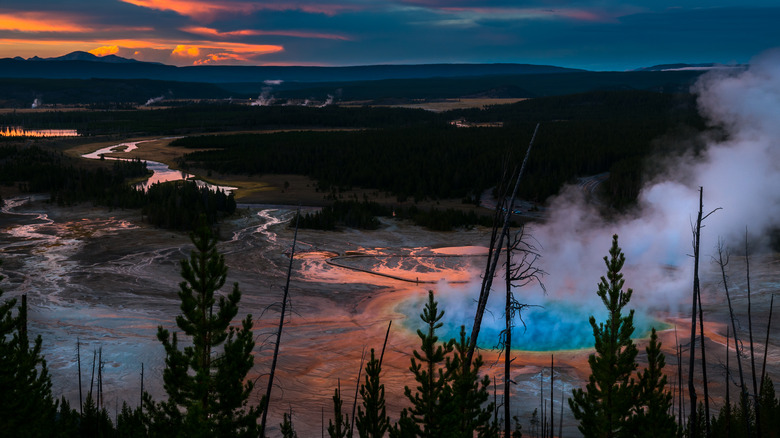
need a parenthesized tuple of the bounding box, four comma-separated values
(2, 51, 586, 83)
(633, 63, 746, 72)
(21, 51, 152, 64)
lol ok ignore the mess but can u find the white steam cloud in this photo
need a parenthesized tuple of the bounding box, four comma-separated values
(31, 98, 41, 109)
(144, 95, 165, 106)
(251, 87, 275, 106)
(264, 79, 283, 86)
(432, 49, 780, 337)
(319, 94, 334, 108)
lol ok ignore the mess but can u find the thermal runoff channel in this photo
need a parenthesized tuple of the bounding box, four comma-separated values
(394, 49, 780, 352)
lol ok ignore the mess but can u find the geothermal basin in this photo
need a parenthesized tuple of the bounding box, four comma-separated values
(0, 199, 778, 437)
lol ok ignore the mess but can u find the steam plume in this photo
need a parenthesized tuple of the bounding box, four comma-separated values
(319, 94, 334, 107)
(251, 87, 275, 106)
(144, 95, 165, 106)
(434, 49, 780, 337)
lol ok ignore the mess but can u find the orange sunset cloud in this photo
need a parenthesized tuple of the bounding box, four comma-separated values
(0, 13, 91, 33)
(89, 45, 120, 57)
(121, 0, 358, 21)
(172, 44, 200, 57)
(183, 26, 351, 41)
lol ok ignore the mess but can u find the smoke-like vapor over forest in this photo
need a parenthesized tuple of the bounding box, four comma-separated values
(433, 49, 780, 341)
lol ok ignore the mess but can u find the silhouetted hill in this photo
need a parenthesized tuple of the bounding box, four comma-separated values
(28, 51, 152, 64)
(632, 63, 746, 72)
(0, 54, 583, 83)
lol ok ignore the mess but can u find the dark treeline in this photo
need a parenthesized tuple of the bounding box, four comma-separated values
(175, 128, 510, 201)
(0, 78, 231, 107)
(234, 69, 704, 101)
(0, 144, 235, 230)
(142, 181, 236, 231)
(174, 91, 703, 208)
(0, 104, 439, 135)
(0, 144, 148, 208)
(292, 200, 495, 231)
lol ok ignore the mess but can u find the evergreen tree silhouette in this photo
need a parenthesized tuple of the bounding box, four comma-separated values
(569, 234, 639, 438)
(143, 218, 261, 437)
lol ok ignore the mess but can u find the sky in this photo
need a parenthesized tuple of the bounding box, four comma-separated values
(1, 0, 778, 70)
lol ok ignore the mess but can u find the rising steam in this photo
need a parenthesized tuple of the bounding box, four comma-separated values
(144, 95, 165, 106)
(251, 87, 276, 106)
(431, 49, 780, 343)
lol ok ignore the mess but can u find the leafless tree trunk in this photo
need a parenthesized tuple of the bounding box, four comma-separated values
(687, 188, 703, 436)
(349, 347, 366, 438)
(726, 326, 731, 434)
(77, 339, 83, 416)
(550, 355, 554, 438)
(89, 349, 96, 399)
(696, 270, 711, 436)
(501, 224, 545, 438)
(558, 381, 564, 438)
(745, 232, 761, 437)
(504, 237, 512, 438)
(688, 187, 718, 435)
(467, 123, 539, 368)
(674, 326, 683, 425)
(378, 321, 392, 367)
(717, 240, 752, 438)
(760, 294, 775, 391)
(259, 210, 299, 438)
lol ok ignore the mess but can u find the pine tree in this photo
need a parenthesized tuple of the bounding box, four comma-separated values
(443, 325, 497, 438)
(569, 234, 639, 438)
(356, 348, 390, 438)
(280, 411, 299, 438)
(80, 392, 115, 437)
(0, 264, 58, 437)
(328, 380, 350, 438)
(393, 290, 454, 438)
(628, 328, 676, 437)
(143, 219, 261, 437)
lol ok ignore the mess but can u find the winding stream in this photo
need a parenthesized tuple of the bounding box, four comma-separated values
(81, 139, 237, 193)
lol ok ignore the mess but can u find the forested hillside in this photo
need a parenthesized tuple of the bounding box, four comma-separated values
(171, 90, 705, 209)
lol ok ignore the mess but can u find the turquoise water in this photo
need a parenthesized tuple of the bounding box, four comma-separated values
(398, 297, 664, 352)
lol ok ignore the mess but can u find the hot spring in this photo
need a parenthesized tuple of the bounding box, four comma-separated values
(396, 292, 665, 352)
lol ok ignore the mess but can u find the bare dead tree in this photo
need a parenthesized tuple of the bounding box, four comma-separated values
(726, 326, 731, 434)
(378, 321, 392, 368)
(500, 224, 545, 438)
(674, 326, 683, 426)
(77, 338, 83, 416)
(349, 347, 366, 438)
(760, 294, 775, 392)
(550, 355, 554, 438)
(687, 189, 703, 437)
(259, 209, 299, 438)
(541, 369, 546, 438)
(745, 231, 761, 438)
(559, 381, 564, 438)
(89, 349, 96, 401)
(696, 269, 711, 436)
(716, 240, 751, 438)
(98, 346, 103, 409)
(688, 187, 718, 436)
(468, 123, 540, 369)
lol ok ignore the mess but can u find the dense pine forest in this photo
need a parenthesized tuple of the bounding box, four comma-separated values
(169, 90, 704, 209)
